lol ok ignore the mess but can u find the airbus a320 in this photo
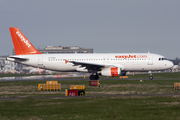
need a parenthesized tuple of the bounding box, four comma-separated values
(6, 27, 174, 80)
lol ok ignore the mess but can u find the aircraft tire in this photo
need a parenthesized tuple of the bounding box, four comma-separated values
(149, 76, 153, 80)
(90, 75, 94, 80)
(95, 75, 99, 80)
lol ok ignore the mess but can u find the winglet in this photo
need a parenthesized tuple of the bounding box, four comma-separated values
(9, 27, 42, 55)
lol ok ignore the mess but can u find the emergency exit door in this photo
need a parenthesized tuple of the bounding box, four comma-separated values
(38, 56, 43, 67)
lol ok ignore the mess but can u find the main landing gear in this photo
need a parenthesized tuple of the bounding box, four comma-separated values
(90, 74, 99, 80)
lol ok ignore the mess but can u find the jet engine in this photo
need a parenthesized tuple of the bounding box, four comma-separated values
(100, 67, 121, 77)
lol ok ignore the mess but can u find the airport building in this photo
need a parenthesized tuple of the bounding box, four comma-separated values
(12, 46, 93, 55)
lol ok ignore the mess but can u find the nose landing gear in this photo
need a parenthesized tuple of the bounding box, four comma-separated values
(149, 76, 153, 80)
(149, 71, 153, 80)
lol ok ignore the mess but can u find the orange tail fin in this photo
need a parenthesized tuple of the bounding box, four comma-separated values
(9, 27, 42, 55)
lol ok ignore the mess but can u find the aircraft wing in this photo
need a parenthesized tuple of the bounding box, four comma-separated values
(68, 60, 116, 72)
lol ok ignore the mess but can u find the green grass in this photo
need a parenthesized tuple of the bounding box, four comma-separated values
(0, 72, 180, 119)
(0, 96, 180, 120)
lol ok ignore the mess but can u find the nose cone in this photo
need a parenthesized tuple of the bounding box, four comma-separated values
(166, 61, 174, 69)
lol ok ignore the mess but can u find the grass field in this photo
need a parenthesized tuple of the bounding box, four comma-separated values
(0, 72, 180, 120)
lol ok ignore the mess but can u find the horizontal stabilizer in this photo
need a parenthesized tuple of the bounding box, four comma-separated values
(6, 56, 29, 62)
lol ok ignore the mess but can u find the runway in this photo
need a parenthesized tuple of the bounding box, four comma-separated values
(0, 76, 180, 82)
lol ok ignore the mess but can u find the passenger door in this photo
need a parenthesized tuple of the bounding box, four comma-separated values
(148, 55, 153, 65)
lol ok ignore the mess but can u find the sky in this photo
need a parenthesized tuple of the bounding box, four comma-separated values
(0, 0, 180, 59)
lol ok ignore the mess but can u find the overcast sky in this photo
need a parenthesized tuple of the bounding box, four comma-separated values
(0, 0, 180, 59)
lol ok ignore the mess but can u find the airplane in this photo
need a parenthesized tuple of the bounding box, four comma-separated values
(6, 27, 174, 80)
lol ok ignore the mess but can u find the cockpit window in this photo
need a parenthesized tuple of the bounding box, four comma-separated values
(159, 58, 167, 61)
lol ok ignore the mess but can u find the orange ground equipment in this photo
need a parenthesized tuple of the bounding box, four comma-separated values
(70, 85, 85, 90)
(120, 76, 128, 78)
(174, 83, 180, 90)
(38, 81, 61, 91)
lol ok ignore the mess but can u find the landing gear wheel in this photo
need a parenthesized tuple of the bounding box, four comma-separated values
(90, 75, 95, 80)
(94, 75, 99, 80)
(149, 76, 153, 80)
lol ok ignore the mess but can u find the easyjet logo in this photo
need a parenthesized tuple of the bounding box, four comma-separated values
(115, 55, 147, 59)
(16, 31, 31, 48)
(64, 59, 68, 64)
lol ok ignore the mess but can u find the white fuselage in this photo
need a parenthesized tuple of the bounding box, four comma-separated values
(7, 53, 174, 72)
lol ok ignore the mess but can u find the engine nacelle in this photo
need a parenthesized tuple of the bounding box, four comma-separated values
(100, 67, 121, 77)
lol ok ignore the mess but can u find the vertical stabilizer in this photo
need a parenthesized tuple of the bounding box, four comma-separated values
(9, 27, 42, 55)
